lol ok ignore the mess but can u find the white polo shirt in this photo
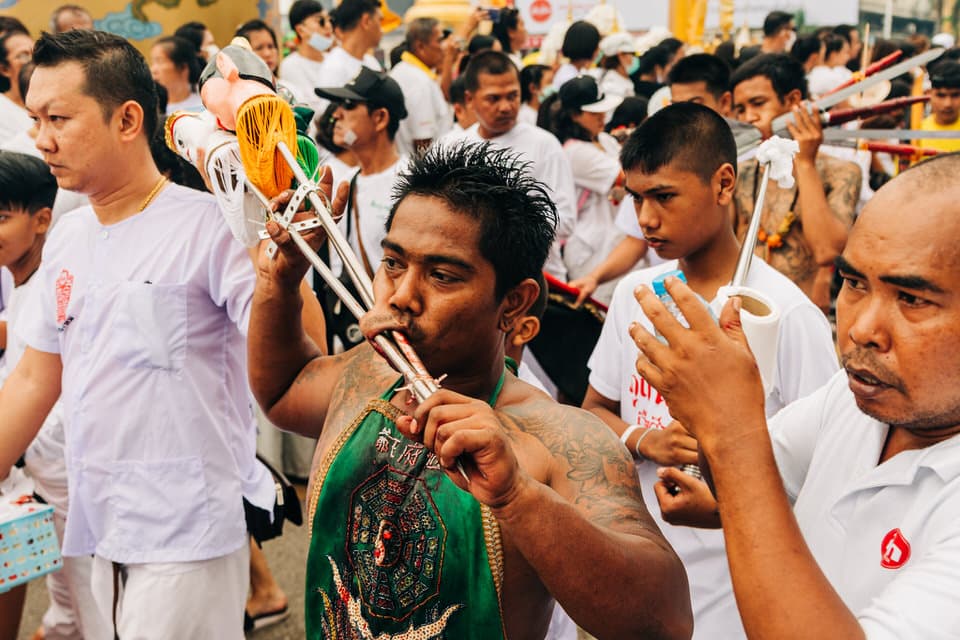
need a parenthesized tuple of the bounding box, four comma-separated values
(444, 122, 577, 280)
(279, 51, 327, 111)
(771, 370, 960, 639)
(587, 258, 838, 639)
(19, 184, 269, 564)
(389, 55, 452, 157)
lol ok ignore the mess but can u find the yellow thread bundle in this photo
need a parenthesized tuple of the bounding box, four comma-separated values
(235, 94, 298, 197)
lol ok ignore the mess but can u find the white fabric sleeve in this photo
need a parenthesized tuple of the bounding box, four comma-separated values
(768, 373, 837, 501)
(775, 303, 839, 406)
(18, 249, 61, 355)
(615, 196, 644, 239)
(205, 206, 256, 336)
(564, 141, 621, 195)
(586, 276, 632, 401)
(399, 81, 442, 141)
(538, 140, 578, 242)
(858, 525, 960, 640)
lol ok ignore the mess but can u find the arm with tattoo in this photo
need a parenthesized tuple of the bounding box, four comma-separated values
(493, 402, 693, 640)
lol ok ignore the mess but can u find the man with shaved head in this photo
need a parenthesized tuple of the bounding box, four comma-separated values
(635, 152, 960, 638)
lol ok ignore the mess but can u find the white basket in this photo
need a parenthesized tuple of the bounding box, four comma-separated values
(0, 502, 62, 593)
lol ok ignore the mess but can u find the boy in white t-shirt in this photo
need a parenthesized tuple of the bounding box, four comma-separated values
(583, 103, 838, 639)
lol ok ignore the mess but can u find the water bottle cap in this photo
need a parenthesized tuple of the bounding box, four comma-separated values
(652, 269, 687, 296)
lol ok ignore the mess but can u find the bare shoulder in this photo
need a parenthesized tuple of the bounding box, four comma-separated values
(498, 382, 657, 534)
(314, 345, 400, 438)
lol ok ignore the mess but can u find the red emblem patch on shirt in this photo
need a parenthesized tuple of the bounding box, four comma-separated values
(880, 528, 911, 569)
(55, 269, 74, 325)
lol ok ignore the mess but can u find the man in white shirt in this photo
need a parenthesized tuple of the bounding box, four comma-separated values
(277, 0, 334, 113)
(445, 50, 576, 281)
(584, 103, 837, 639)
(315, 67, 407, 290)
(320, 0, 384, 91)
(0, 30, 270, 638)
(389, 17, 451, 156)
(634, 145, 960, 640)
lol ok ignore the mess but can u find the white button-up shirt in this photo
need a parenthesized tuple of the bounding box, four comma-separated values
(772, 370, 960, 639)
(20, 184, 265, 564)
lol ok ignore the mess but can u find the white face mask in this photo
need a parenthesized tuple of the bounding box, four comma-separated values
(308, 32, 334, 52)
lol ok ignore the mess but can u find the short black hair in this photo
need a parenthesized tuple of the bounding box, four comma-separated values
(637, 43, 672, 75)
(17, 60, 35, 105)
(405, 17, 437, 51)
(491, 7, 521, 54)
(388, 142, 558, 299)
(235, 19, 278, 48)
(832, 24, 857, 44)
(823, 35, 847, 59)
(34, 30, 159, 143)
(621, 102, 736, 185)
(0, 151, 58, 214)
(790, 35, 822, 66)
(605, 96, 648, 132)
(463, 50, 518, 92)
(449, 74, 467, 106)
(468, 34, 498, 55)
(173, 21, 206, 53)
(561, 21, 600, 61)
(153, 35, 203, 86)
(520, 64, 550, 104)
(667, 53, 730, 98)
(289, 0, 324, 30)
(730, 53, 808, 101)
(931, 61, 960, 89)
(763, 11, 794, 37)
(331, 0, 379, 32)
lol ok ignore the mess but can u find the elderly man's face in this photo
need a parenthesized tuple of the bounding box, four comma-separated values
(836, 172, 960, 432)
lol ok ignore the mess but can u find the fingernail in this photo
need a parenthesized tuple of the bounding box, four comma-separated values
(657, 468, 667, 478)
(629, 322, 638, 332)
(732, 297, 742, 312)
(410, 418, 418, 434)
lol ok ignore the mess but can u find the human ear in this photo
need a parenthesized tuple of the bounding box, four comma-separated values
(115, 100, 145, 141)
(33, 206, 52, 235)
(511, 316, 541, 347)
(499, 277, 539, 332)
(715, 163, 737, 205)
(718, 92, 732, 117)
(784, 88, 803, 108)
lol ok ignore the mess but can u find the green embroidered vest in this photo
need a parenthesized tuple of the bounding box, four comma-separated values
(305, 374, 508, 639)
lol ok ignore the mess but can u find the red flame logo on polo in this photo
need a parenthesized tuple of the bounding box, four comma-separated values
(55, 269, 74, 326)
(880, 528, 911, 569)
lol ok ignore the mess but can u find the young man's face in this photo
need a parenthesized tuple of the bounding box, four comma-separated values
(625, 162, 728, 262)
(332, 101, 383, 148)
(27, 62, 119, 195)
(929, 87, 960, 126)
(670, 81, 731, 116)
(467, 71, 521, 137)
(374, 195, 506, 378)
(0, 207, 46, 271)
(733, 75, 798, 139)
(836, 178, 960, 432)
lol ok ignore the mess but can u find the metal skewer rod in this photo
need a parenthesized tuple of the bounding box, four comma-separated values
(732, 164, 771, 288)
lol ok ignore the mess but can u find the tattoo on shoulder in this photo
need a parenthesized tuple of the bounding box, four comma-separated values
(502, 403, 654, 530)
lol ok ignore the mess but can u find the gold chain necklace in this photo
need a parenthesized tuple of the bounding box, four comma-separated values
(138, 175, 168, 212)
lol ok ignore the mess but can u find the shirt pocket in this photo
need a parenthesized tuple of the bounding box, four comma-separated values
(109, 456, 212, 553)
(110, 282, 187, 371)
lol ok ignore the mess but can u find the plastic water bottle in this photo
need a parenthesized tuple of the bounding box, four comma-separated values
(650, 269, 708, 484)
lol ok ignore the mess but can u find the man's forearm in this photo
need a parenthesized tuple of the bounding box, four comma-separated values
(703, 428, 864, 640)
(592, 237, 648, 285)
(248, 274, 323, 422)
(494, 479, 692, 640)
(796, 161, 848, 265)
(0, 353, 61, 473)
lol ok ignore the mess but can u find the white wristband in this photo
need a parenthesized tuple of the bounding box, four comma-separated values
(620, 424, 643, 446)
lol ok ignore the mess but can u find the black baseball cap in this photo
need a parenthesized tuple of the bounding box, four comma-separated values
(558, 75, 622, 113)
(315, 67, 408, 121)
